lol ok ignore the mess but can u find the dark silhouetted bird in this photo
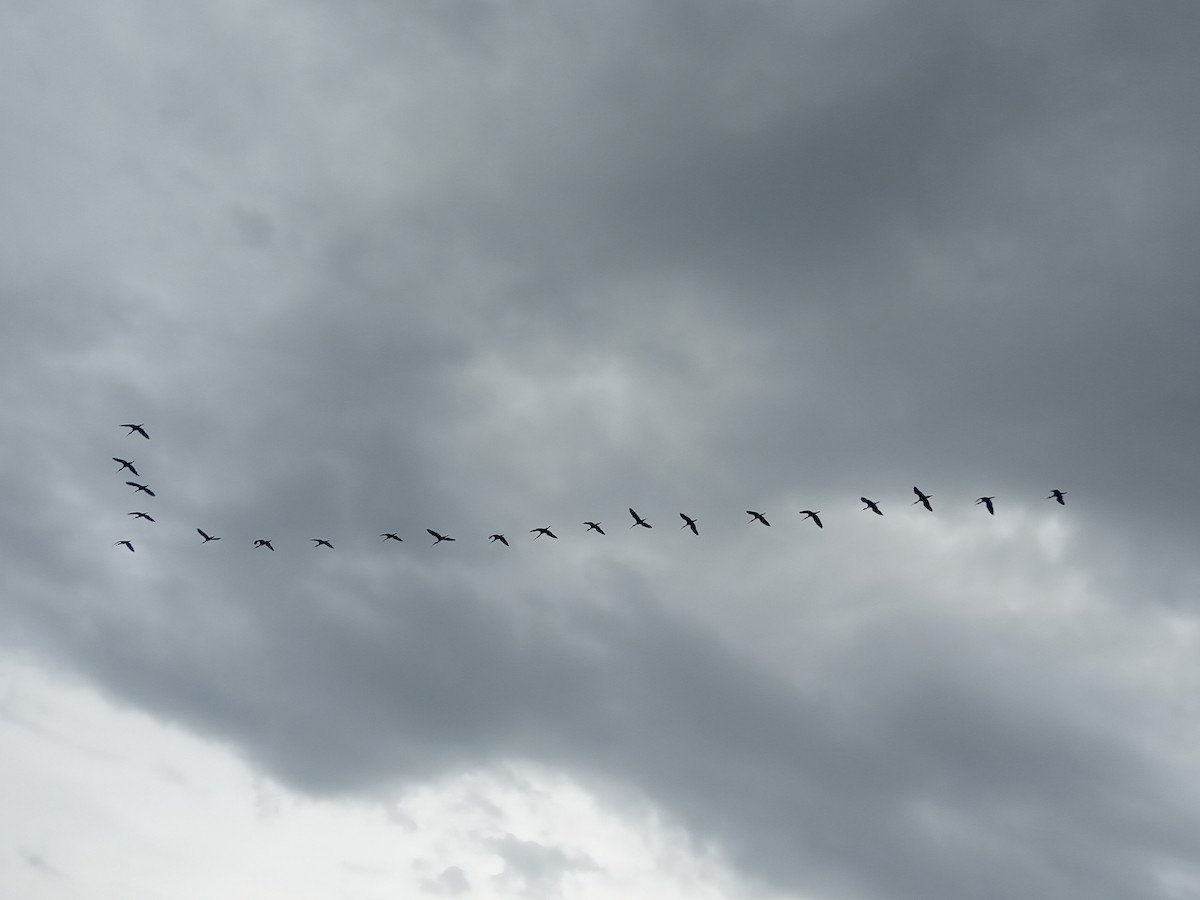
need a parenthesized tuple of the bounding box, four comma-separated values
(489, 534, 510, 546)
(380, 532, 403, 542)
(800, 510, 823, 528)
(121, 423, 149, 439)
(427, 529, 456, 544)
(679, 513, 699, 535)
(112, 457, 139, 476)
(197, 529, 220, 543)
(746, 510, 770, 526)
(1047, 489, 1067, 505)
(254, 539, 274, 550)
(114, 540, 134, 552)
(912, 487, 933, 511)
(312, 539, 333, 548)
(976, 496, 996, 515)
(128, 511, 155, 522)
(531, 527, 558, 539)
(584, 521, 606, 534)
(629, 508, 652, 528)
(861, 497, 883, 515)
(126, 481, 156, 496)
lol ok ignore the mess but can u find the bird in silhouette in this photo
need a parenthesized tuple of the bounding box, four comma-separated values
(800, 510, 823, 528)
(312, 539, 334, 549)
(427, 529, 456, 545)
(861, 497, 883, 515)
(746, 510, 771, 526)
(584, 521, 606, 534)
(254, 539, 274, 550)
(126, 481, 156, 496)
(679, 513, 699, 535)
(489, 534, 510, 546)
(121, 423, 149, 439)
(1047, 489, 1067, 505)
(629, 508, 652, 528)
(197, 529, 220, 543)
(976, 496, 996, 515)
(114, 540, 134, 552)
(380, 532, 403, 542)
(531, 527, 558, 539)
(912, 487, 933, 512)
(128, 511, 155, 522)
(112, 457, 139, 476)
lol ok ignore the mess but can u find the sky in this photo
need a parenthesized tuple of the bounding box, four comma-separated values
(3, 0, 1200, 897)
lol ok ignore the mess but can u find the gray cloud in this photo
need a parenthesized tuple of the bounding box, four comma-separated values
(3, 0, 1200, 898)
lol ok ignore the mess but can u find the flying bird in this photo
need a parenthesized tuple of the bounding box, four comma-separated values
(976, 496, 996, 515)
(121, 423, 149, 439)
(530, 527, 558, 539)
(112, 457, 139, 476)
(746, 510, 771, 526)
(489, 534, 510, 546)
(912, 486, 933, 511)
(114, 540, 134, 552)
(861, 497, 883, 515)
(197, 529, 220, 543)
(1047, 489, 1067, 505)
(584, 521, 606, 534)
(427, 529, 456, 545)
(311, 539, 334, 548)
(128, 511, 155, 522)
(380, 532, 403, 542)
(679, 513, 699, 535)
(799, 510, 823, 528)
(126, 481, 156, 496)
(629, 508, 652, 528)
(254, 539, 274, 550)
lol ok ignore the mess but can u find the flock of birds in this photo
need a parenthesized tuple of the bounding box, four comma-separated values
(110, 424, 1069, 553)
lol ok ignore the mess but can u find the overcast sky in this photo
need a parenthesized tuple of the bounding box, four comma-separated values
(4, 1, 1200, 897)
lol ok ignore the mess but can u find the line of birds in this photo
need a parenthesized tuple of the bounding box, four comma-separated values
(109, 425, 1067, 553)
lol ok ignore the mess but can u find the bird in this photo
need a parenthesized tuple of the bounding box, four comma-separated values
(799, 510, 823, 528)
(114, 540, 134, 552)
(197, 529, 220, 543)
(312, 539, 334, 549)
(584, 521, 606, 534)
(489, 534, 510, 546)
(861, 497, 883, 515)
(976, 496, 996, 515)
(629, 508, 652, 528)
(380, 532, 403, 542)
(112, 457, 139, 476)
(128, 511, 155, 522)
(912, 486, 933, 511)
(1047, 489, 1067, 505)
(121, 423, 149, 439)
(746, 510, 771, 526)
(254, 539, 274, 550)
(126, 481, 156, 496)
(679, 513, 699, 535)
(531, 527, 558, 539)
(427, 529, 456, 545)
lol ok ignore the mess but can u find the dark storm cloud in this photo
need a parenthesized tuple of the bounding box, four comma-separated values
(13, 550, 1200, 900)
(4, 0, 1200, 898)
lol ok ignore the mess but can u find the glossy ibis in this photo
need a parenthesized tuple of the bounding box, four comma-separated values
(629, 508, 652, 528)
(799, 510, 823, 528)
